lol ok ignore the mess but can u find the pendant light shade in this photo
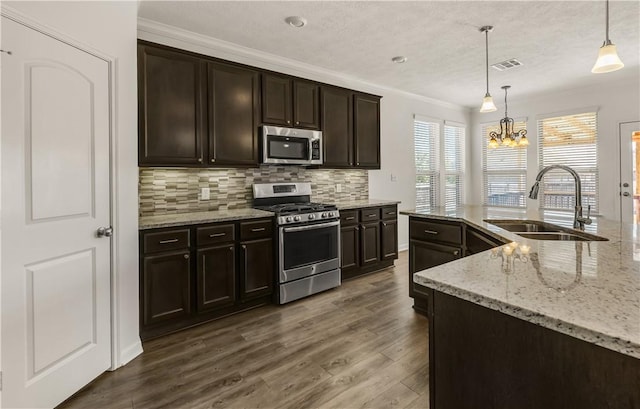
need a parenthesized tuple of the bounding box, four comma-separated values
(479, 26, 497, 113)
(592, 0, 624, 74)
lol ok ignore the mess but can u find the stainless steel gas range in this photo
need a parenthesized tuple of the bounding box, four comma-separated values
(253, 182, 341, 304)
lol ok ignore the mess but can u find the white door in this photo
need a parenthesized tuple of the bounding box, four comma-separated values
(1, 17, 112, 408)
(619, 121, 640, 224)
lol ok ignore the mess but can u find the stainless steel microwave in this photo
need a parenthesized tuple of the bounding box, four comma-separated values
(262, 126, 322, 165)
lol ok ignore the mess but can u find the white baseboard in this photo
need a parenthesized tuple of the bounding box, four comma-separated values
(399, 243, 409, 252)
(117, 340, 143, 369)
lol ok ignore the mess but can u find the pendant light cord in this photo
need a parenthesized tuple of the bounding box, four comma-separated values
(485, 30, 490, 94)
(605, 0, 610, 43)
(504, 87, 508, 117)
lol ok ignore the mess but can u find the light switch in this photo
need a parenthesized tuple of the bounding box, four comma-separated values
(201, 187, 210, 200)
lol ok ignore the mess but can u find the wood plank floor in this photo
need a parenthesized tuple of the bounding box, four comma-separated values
(58, 251, 429, 409)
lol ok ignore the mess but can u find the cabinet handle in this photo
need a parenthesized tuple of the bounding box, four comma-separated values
(382, 222, 387, 227)
(386, 212, 395, 215)
(361, 225, 366, 231)
(209, 233, 226, 238)
(367, 214, 377, 218)
(424, 230, 439, 235)
(251, 227, 266, 232)
(184, 254, 189, 259)
(345, 217, 355, 220)
(453, 250, 459, 256)
(242, 244, 248, 272)
(355, 225, 360, 231)
(159, 238, 179, 244)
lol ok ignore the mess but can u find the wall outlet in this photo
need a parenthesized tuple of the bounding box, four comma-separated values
(336, 183, 343, 193)
(201, 187, 210, 200)
(390, 173, 398, 182)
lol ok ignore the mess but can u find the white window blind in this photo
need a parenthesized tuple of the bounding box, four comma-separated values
(538, 112, 598, 213)
(482, 120, 528, 207)
(444, 123, 465, 210)
(414, 119, 440, 211)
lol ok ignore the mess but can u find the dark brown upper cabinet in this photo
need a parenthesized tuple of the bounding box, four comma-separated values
(354, 93, 381, 169)
(138, 44, 205, 166)
(207, 62, 260, 166)
(262, 73, 319, 129)
(321, 86, 353, 167)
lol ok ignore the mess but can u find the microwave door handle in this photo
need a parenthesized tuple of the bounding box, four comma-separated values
(283, 220, 340, 233)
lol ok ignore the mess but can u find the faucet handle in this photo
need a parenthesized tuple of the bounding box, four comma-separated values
(579, 205, 593, 225)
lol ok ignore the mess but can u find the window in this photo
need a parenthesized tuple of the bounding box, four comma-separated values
(444, 122, 465, 210)
(482, 120, 528, 207)
(414, 116, 465, 211)
(414, 118, 440, 211)
(537, 111, 598, 213)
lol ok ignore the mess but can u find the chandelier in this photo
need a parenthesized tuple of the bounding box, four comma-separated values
(488, 86, 528, 148)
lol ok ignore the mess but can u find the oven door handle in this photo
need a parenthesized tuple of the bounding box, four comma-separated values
(282, 220, 340, 233)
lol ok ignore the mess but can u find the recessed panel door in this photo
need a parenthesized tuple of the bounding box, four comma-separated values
(2, 17, 112, 408)
(619, 121, 640, 224)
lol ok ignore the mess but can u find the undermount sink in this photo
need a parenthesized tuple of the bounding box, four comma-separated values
(484, 219, 608, 242)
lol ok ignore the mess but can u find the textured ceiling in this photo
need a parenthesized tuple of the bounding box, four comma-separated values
(138, 1, 640, 108)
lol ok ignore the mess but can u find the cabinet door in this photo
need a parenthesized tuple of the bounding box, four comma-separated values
(292, 80, 319, 129)
(138, 44, 204, 166)
(353, 94, 380, 169)
(409, 240, 462, 298)
(142, 250, 191, 325)
(466, 227, 504, 255)
(196, 244, 236, 312)
(340, 225, 360, 271)
(381, 219, 398, 260)
(240, 238, 273, 300)
(360, 221, 380, 267)
(262, 74, 292, 126)
(208, 62, 260, 166)
(321, 87, 353, 167)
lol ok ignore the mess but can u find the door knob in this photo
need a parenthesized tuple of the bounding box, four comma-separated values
(96, 226, 113, 237)
(623, 192, 631, 197)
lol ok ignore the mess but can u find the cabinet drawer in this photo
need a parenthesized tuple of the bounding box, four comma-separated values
(240, 219, 273, 240)
(340, 210, 359, 226)
(197, 224, 235, 246)
(143, 229, 190, 254)
(410, 219, 462, 245)
(381, 205, 397, 220)
(360, 207, 380, 222)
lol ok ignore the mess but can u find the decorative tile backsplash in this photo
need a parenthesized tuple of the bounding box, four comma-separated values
(139, 167, 369, 216)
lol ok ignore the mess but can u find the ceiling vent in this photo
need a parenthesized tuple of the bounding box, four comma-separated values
(491, 58, 523, 71)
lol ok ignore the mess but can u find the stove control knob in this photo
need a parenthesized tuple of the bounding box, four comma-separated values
(308, 214, 315, 220)
(294, 216, 301, 222)
(321, 212, 328, 218)
(329, 212, 335, 217)
(285, 216, 292, 222)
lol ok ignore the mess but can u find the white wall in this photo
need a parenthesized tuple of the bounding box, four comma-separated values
(138, 19, 471, 252)
(469, 75, 640, 220)
(5, 1, 142, 367)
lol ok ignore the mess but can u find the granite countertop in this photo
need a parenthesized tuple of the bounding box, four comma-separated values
(139, 208, 275, 230)
(401, 206, 640, 359)
(333, 199, 401, 210)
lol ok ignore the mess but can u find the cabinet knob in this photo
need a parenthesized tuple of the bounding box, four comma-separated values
(356, 162, 360, 166)
(295, 121, 300, 125)
(287, 120, 291, 124)
(184, 254, 189, 259)
(198, 158, 203, 163)
(211, 158, 215, 163)
(229, 246, 233, 251)
(453, 250, 459, 256)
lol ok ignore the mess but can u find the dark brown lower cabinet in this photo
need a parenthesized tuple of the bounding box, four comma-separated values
(408, 216, 505, 314)
(360, 221, 380, 267)
(340, 224, 360, 270)
(340, 205, 397, 280)
(426, 289, 640, 409)
(240, 238, 273, 300)
(197, 244, 236, 312)
(380, 219, 398, 260)
(142, 250, 191, 325)
(140, 218, 274, 340)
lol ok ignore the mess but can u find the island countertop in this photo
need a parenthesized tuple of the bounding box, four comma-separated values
(401, 206, 640, 359)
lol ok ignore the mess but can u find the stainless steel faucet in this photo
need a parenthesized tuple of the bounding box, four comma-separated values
(528, 165, 592, 230)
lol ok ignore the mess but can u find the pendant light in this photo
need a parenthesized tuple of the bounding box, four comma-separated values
(592, 0, 624, 73)
(488, 86, 528, 148)
(479, 26, 497, 113)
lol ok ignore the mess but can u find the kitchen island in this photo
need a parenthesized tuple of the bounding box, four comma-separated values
(401, 206, 640, 409)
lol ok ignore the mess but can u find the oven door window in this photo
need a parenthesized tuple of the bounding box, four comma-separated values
(267, 135, 309, 160)
(282, 223, 338, 270)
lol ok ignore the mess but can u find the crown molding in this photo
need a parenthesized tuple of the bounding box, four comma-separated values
(137, 17, 468, 113)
